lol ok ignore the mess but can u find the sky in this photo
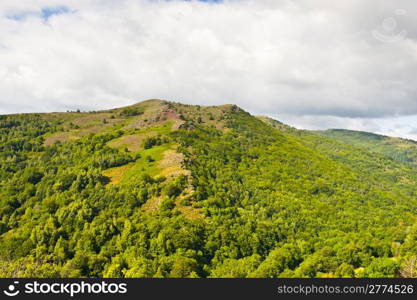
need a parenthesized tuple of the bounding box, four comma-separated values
(1, 0, 417, 139)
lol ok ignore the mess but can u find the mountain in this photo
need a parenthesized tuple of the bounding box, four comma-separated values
(316, 129, 417, 167)
(1, 99, 417, 278)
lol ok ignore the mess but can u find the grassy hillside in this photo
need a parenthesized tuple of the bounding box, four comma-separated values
(1, 100, 417, 278)
(316, 129, 417, 167)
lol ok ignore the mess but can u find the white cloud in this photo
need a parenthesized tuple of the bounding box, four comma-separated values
(1, 0, 417, 138)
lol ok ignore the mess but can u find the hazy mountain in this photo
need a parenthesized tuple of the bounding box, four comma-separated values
(316, 129, 417, 167)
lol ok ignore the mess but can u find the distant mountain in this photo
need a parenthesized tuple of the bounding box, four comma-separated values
(316, 129, 417, 167)
(1, 99, 417, 278)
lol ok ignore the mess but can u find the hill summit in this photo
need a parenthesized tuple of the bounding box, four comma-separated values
(1, 99, 417, 278)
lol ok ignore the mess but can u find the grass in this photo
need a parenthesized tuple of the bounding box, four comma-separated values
(42, 113, 128, 146)
(145, 121, 173, 135)
(141, 196, 164, 212)
(43, 132, 80, 146)
(107, 134, 149, 152)
(157, 149, 190, 178)
(126, 143, 174, 179)
(107, 121, 174, 152)
(103, 164, 134, 186)
(103, 143, 174, 185)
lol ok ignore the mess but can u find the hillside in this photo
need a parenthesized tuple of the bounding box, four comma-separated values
(1, 99, 417, 278)
(316, 129, 417, 167)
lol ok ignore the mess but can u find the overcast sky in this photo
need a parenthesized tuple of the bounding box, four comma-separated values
(1, 0, 417, 139)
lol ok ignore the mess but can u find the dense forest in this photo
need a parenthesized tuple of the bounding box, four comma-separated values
(1, 99, 417, 278)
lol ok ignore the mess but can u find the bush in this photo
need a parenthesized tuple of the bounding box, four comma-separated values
(335, 263, 355, 278)
(160, 198, 175, 211)
(362, 258, 400, 278)
(165, 184, 182, 198)
(143, 136, 169, 149)
(119, 108, 143, 117)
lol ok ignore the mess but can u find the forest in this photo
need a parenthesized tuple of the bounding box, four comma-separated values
(1, 99, 417, 278)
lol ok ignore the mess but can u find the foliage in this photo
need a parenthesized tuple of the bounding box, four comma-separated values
(143, 136, 169, 150)
(317, 129, 417, 167)
(119, 108, 144, 118)
(0, 101, 417, 278)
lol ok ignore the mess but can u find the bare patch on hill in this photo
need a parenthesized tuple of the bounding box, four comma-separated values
(123, 102, 184, 130)
(175, 186, 203, 220)
(170, 103, 230, 130)
(141, 148, 203, 219)
(71, 113, 112, 127)
(157, 149, 190, 178)
(44, 132, 79, 146)
(141, 196, 164, 212)
(108, 133, 157, 152)
(43, 113, 125, 146)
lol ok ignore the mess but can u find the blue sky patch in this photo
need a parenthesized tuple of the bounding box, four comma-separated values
(6, 11, 34, 21)
(6, 6, 70, 22)
(41, 6, 70, 21)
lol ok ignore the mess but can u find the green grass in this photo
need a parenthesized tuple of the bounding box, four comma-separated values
(135, 121, 173, 135)
(104, 143, 174, 185)
(126, 143, 173, 178)
(103, 120, 176, 184)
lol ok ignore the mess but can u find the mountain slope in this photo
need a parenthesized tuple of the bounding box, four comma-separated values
(316, 129, 417, 168)
(0, 100, 417, 278)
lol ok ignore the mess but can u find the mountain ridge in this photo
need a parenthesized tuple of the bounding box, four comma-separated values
(316, 128, 417, 168)
(4, 99, 414, 145)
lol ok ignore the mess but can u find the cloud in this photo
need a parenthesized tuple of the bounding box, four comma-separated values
(0, 0, 417, 138)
